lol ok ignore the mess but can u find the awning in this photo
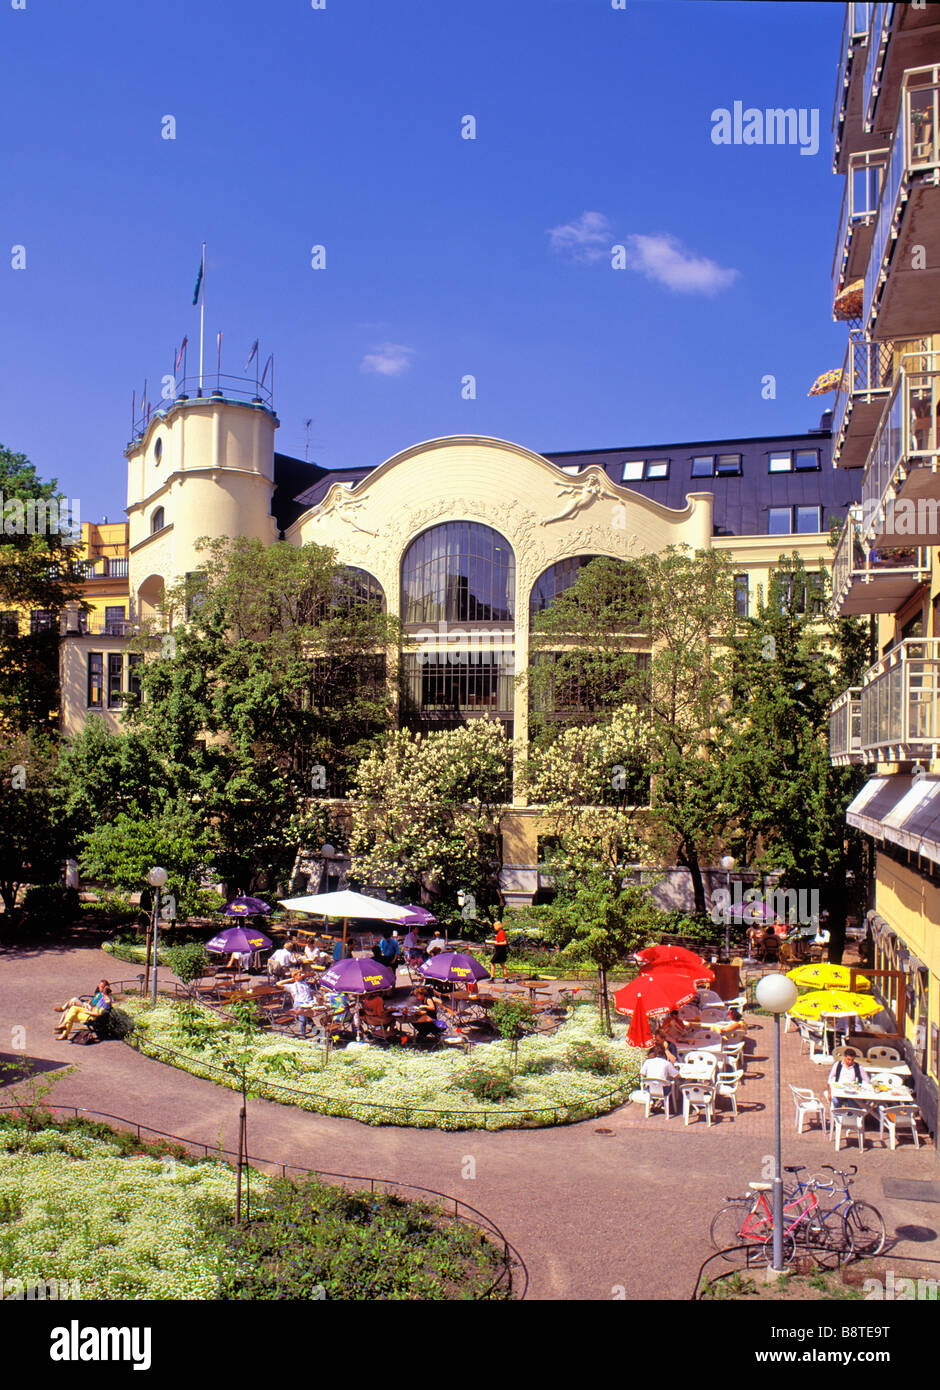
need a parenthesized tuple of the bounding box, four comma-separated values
(883, 777, 940, 865)
(846, 775, 913, 839)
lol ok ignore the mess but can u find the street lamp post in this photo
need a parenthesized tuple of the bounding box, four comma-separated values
(755, 972, 800, 1274)
(720, 855, 735, 959)
(147, 867, 168, 1005)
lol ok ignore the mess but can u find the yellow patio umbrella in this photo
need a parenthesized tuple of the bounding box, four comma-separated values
(808, 368, 844, 397)
(833, 278, 863, 320)
(788, 988, 880, 1021)
(787, 964, 871, 992)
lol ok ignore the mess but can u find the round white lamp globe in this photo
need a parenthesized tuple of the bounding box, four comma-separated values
(320, 843, 336, 859)
(756, 973, 799, 1014)
(720, 855, 735, 872)
(147, 866, 169, 889)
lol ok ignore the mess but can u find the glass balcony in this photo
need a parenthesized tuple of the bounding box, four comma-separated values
(863, 66, 940, 338)
(833, 3, 873, 172)
(861, 350, 940, 546)
(829, 688, 863, 765)
(831, 507, 928, 617)
(832, 149, 887, 305)
(831, 330, 893, 469)
(860, 638, 940, 761)
(862, 3, 891, 134)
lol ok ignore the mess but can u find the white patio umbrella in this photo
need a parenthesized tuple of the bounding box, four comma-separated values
(279, 890, 415, 950)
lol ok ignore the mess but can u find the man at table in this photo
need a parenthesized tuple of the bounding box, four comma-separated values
(826, 1049, 870, 1109)
(268, 942, 297, 979)
(713, 1008, 748, 1041)
(641, 1043, 678, 1088)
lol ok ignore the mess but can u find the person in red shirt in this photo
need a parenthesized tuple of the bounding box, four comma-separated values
(491, 921, 509, 981)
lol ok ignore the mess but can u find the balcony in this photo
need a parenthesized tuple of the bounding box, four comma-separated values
(831, 331, 893, 469)
(860, 638, 940, 762)
(831, 509, 928, 617)
(864, 2, 940, 139)
(829, 688, 863, 765)
(863, 66, 940, 340)
(79, 558, 129, 580)
(61, 615, 134, 638)
(833, 4, 879, 173)
(861, 3, 892, 136)
(832, 149, 888, 305)
(861, 351, 940, 546)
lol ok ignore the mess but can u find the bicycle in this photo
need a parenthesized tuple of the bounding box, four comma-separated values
(790, 1163, 887, 1257)
(709, 1173, 844, 1268)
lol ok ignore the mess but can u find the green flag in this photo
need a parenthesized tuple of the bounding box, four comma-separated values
(192, 256, 204, 306)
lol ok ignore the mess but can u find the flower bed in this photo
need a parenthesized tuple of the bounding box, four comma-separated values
(123, 1001, 641, 1130)
(0, 1117, 510, 1299)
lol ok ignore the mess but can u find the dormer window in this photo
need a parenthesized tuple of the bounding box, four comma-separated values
(151, 507, 165, 534)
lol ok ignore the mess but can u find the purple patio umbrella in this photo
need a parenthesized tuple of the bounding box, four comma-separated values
(419, 952, 491, 984)
(320, 958, 396, 994)
(206, 925, 273, 955)
(224, 896, 272, 916)
(386, 904, 438, 927)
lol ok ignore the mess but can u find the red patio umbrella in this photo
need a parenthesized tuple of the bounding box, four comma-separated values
(614, 970, 697, 1019)
(626, 992, 654, 1048)
(635, 944, 708, 971)
(645, 960, 714, 986)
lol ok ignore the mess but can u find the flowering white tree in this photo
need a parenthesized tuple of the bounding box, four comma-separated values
(348, 718, 512, 911)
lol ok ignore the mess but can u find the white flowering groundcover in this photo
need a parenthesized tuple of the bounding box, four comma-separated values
(0, 1124, 244, 1299)
(124, 1001, 643, 1130)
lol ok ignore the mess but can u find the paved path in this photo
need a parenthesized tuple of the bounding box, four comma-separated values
(2, 940, 938, 1300)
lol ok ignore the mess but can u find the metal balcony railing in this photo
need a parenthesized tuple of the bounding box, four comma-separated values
(862, 3, 892, 134)
(831, 507, 928, 616)
(860, 638, 940, 759)
(61, 615, 134, 638)
(130, 371, 274, 442)
(832, 148, 887, 303)
(831, 330, 893, 462)
(79, 558, 129, 580)
(863, 65, 940, 332)
(833, 3, 873, 167)
(861, 351, 940, 543)
(829, 687, 863, 764)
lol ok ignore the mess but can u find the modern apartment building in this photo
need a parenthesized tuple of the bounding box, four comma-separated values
(828, 2, 940, 1146)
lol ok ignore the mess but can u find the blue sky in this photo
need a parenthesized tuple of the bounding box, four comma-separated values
(1, 0, 848, 521)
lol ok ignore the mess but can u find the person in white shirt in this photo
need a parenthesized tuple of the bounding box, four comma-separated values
(427, 933, 446, 954)
(827, 1049, 870, 1110)
(640, 1044, 679, 1105)
(268, 944, 297, 979)
(281, 971, 317, 1038)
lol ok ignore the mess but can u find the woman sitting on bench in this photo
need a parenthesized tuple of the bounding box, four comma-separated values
(54, 981, 113, 1040)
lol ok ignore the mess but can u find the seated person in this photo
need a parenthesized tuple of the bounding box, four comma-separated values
(427, 932, 447, 955)
(226, 949, 253, 973)
(281, 971, 317, 1039)
(826, 1049, 870, 1108)
(410, 987, 440, 1046)
(402, 927, 423, 963)
(55, 982, 113, 1040)
(713, 1007, 748, 1041)
(640, 1042, 679, 1093)
(331, 937, 348, 964)
(324, 989, 354, 1035)
(303, 940, 331, 967)
(268, 942, 297, 978)
(359, 991, 399, 1035)
(659, 1009, 692, 1043)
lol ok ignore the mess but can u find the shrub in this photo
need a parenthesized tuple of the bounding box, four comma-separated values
(516, 1055, 552, 1076)
(164, 941, 211, 984)
(491, 998, 538, 1042)
(21, 884, 80, 923)
(456, 1064, 515, 1103)
(564, 1040, 618, 1076)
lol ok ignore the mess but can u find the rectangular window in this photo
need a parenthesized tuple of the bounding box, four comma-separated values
(645, 458, 669, 479)
(87, 652, 103, 708)
(104, 605, 125, 636)
(795, 505, 822, 534)
(0, 611, 19, 636)
(715, 453, 742, 476)
(127, 653, 142, 700)
(107, 653, 124, 708)
(768, 507, 792, 535)
(30, 610, 55, 634)
(620, 460, 645, 482)
(733, 574, 749, 617)
(769, 451, 792, 473)
(795, 449, 820, 471)
(691, 455, 714, 478)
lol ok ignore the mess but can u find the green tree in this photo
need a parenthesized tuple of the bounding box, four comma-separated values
(0, 445, 83, 734)
(124, 537, 398, 892)
(349, 719, 512, 911)
(54, 719, 159, 848)
(78, 803, 215, 920)
(724, 555, 871, 962)
(0, 733, 65, 925)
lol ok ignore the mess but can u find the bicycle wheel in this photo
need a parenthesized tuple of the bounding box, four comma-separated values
(760, 1229, 796, 1268)
(710, 1202, 757, 1258)
(843, 1201, 887, 1258)
(800, 1211, 846, 1270)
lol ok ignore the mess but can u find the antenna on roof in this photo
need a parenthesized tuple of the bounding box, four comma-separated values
(304, 419, 313, 461)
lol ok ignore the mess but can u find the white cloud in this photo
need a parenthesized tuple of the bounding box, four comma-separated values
(624, 233, 738, 295)
(547, 210, 613, 263)
(360, 343, 415, 376)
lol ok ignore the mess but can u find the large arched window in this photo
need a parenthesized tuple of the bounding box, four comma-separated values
(529, 555, 600, 616)
(333, 566, 386, 614)
(401, 522, 515, 625)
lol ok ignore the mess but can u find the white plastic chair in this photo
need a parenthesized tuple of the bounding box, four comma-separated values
(722, 1040, 746, 1068)
(868, 1070, 901, 1087)
(833, 1106, 867, 1151)
(789, 1084, 827, 1135)
(867, 1045, 902, 1065)
(640, 1078, 675, 1119)
(697, 990, 723, 1006)
(683, 1050, 718, 1076)
(682, 1084, 715, 1127)
(798, 1020, 829, 1061)
(715, 1069, 743, 1118)
(879, 1103, 921, 1151)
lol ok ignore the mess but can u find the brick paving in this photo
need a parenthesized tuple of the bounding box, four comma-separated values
(2, 937, 938, 1301)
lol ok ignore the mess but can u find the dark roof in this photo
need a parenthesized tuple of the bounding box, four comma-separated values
(281, 426, 861, 540)
(542, 430, 860, 537)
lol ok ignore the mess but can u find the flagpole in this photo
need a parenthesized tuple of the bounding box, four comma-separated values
(198, 241, 206, 395)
